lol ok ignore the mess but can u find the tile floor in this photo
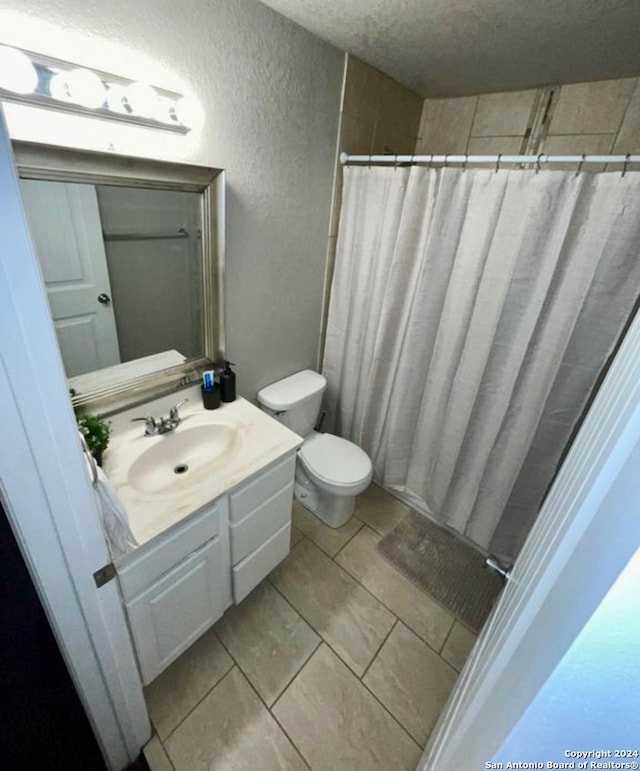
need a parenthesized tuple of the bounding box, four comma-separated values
(143, 484, 478, 771)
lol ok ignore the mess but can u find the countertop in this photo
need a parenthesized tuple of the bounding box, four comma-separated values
(103, 385, 302, 549)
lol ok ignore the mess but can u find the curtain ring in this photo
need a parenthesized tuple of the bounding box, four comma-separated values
(462, 154, 468, 172)
(536, 153, 543, 173)
(575, 153, 586, 177)
(622, 153, 631, 177)
(394, 153, 400, 170)
(495, 154, 502, 174)
(444, 154, 449, 168)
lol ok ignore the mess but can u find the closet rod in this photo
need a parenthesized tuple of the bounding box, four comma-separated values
(339, 152, 640, 167)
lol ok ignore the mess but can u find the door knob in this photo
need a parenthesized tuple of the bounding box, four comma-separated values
(97, 293, 111, 305)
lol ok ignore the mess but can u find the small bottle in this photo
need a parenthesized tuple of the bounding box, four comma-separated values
(220, 361, 236, 402)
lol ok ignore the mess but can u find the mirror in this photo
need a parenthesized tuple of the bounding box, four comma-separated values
(13, 141, 225, 408)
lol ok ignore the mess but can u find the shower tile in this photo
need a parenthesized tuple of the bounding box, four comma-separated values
(144, 627, 233, 740)
(354, 483, 410, 535)
(340, 113, 375, 155)
(273, 644, 421, 771)
(336, 527, 454, 651)
(215, 580, 320, 706)
(471, 89, 537, 137)
(269, 538, 395, 676)
(291, 500, 363, 557)
(469, 136, 523, 169)
(541, 133, 614, 170)
(363, 622, 458, 746)
(165, 667, 307, 771)
(441, 621, 477, 672)
(343, 56, 384, 124)
(548, 78, 636, 135)
(415, 96, 477, 155)
(613, 80, 640, 155)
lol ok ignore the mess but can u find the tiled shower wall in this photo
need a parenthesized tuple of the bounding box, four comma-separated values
(416, 77, 640, 162)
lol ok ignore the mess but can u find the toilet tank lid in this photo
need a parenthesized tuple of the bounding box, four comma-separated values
(257, 370, 326, 410)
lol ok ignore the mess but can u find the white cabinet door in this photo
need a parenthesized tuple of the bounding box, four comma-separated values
(126, 536, 226, 684)
(19, 179, 121, 376)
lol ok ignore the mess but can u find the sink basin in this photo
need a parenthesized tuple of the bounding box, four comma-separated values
(127, 423, 238, 495)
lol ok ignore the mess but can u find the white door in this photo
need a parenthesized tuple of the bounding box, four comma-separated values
(419, 307, 640, 767)
(19, 179, 121, 376)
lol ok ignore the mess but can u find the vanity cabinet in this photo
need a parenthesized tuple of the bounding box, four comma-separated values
(118, 500, 231, 685)
(116, 450, 297, 684)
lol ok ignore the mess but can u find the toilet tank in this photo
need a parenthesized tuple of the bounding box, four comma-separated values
(257, 370, 326, 437)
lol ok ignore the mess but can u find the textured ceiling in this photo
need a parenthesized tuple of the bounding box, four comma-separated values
(258, 0, 640, 97)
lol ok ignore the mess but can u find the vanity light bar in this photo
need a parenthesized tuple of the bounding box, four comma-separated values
(0, 45, 193, 134)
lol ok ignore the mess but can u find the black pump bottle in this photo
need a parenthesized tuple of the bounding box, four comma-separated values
(220, 361, 236, 402)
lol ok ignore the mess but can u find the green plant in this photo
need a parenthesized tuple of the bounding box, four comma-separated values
(77, 413, 111, 467)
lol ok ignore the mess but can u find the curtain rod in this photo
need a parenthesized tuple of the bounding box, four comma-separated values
(339, 152, 640, 168)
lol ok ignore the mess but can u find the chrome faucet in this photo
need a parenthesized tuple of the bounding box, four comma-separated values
(132, 399, 188, 435)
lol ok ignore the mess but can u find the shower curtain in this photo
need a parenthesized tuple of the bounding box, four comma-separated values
(323, 165, 640, 561)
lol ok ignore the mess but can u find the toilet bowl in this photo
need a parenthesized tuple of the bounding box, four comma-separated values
(257, 370, 373, 528)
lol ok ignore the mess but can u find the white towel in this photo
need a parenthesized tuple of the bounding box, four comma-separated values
(92, 464, 138, 559)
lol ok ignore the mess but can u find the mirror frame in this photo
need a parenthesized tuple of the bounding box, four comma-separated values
(13, 140, 225, 410)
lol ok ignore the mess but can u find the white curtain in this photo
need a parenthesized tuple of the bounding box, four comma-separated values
(323, 165, 640, 561)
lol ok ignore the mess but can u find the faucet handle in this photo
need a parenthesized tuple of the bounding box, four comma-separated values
(169, 399, 188, 420)
(131, 416, 158, 434)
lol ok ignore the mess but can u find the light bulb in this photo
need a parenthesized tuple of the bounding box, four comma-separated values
(48, 71, 73, 102)
(0, 46, 38, 94)
(105, 83, 129, 113)
(125, 82, 158, 118)
(155, 95, 177, 124)
(66, 69, 105, 108)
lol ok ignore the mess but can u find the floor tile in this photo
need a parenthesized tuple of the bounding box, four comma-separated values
(354, 484, 410, 535)
(290, 524, 305, 548)
(363, 622, 458, 746)
(441, 621, 477, 672)
(143, 736, 173, 771)
(215, 580, 320, 706)
(273, 644, 421, 771)
(165, 667, 307, 771)
(291, 500, 363, 557)
(144, 627, 233, 740)
(336, 527, 454, 651)
(270, 539, 396, 676)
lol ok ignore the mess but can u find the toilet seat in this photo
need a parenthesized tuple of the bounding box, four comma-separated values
(298, 433, 372, 489)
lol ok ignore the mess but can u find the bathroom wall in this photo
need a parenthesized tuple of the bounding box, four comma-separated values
(416, 76, 640, 161)
(319, 55, 423, 364)
(0, 0, 344, 400)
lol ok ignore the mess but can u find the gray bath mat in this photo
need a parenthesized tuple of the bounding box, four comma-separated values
(377, 510, 503, 633)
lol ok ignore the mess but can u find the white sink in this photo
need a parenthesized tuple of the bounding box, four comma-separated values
(127, 422, 239, 495)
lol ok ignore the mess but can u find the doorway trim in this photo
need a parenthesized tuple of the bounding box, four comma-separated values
(0, 107, 149, 770)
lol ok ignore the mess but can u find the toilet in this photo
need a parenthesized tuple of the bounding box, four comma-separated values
(257, 370, 372, 528)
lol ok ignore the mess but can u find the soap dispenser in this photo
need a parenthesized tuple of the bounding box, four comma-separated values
(220, 361, 236, 403)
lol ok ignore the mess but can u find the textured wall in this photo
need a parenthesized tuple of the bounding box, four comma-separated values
(0, 0, 344, 400)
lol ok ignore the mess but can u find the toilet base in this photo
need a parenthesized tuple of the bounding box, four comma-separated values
(294, 468, 356, 529)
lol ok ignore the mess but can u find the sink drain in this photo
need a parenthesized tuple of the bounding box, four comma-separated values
(174, 463, 189, 475)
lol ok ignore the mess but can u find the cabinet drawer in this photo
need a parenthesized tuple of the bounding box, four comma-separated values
(118, 502, 219, 602)
(230, 483, 292, 564)
(126, 536, 226, 684)
(232, 521, 290, 604)
(228, 453, 296, 524)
